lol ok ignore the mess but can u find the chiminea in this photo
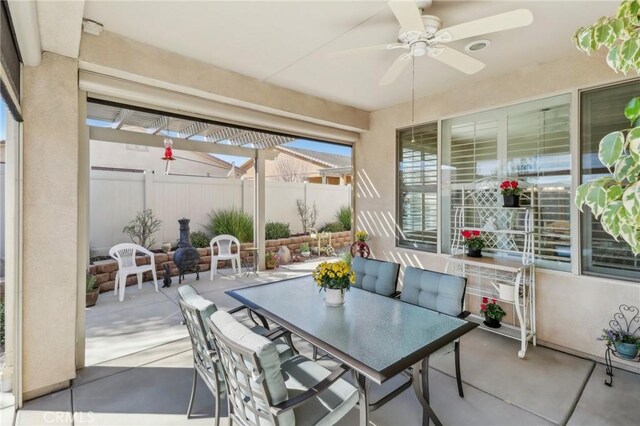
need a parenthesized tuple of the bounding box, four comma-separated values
(173, 218, 201, 284)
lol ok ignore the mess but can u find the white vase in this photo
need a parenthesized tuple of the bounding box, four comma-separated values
(325, 288, 346, 307)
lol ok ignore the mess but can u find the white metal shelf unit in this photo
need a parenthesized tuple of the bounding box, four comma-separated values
(445, 178, 537, 359)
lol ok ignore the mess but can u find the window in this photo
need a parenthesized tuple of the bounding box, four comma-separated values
(441, 95, 572, 271)
(397, 123, 438, 251)
(580, 81, 640, 281)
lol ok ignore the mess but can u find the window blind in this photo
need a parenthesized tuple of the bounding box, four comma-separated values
(397, 123, 438, 251)
(580, 81, 640, 281)
(441, 95, 572, 271)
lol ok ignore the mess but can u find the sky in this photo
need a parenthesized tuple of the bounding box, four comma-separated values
(214, 138, 352, 165)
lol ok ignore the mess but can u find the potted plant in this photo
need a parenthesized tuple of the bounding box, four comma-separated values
(500, 180, 523, 207)
(265, 252, 277, 270)
(312, 260, 355, 306)
(461, 230, 485, 257)
(86, 273, 100, 307)
(480, 297, 507, 328)
(350, 230, 371, 258)
(300, 242, 311, 258)
(599, 328, 640, 360)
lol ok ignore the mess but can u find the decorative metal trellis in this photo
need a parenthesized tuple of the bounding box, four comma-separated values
(604, 304, 640, 387)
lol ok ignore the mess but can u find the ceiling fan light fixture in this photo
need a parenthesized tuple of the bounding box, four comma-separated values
(465, 39, 491, 52)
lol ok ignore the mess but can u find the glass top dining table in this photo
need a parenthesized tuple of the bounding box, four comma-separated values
(227, 275, 477, 426)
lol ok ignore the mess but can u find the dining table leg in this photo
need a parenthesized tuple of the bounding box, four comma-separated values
(412, 356, 443, 426)
(353, 371, 369, 426)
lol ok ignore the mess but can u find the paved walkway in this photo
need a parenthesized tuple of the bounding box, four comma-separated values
(11, 269, 640, 425)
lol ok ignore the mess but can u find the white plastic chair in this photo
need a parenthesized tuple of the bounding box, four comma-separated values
(109, 243, 159, 302)
(209, 235, 241, 279)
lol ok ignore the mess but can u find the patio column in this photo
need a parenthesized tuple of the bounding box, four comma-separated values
(254, 149, 266, 270)
(21, 53, 79, 399)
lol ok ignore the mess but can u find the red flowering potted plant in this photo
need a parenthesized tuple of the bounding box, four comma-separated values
(499, 180, 523, 207)
(461, 230, 485, 257)
(481, 297, 506, 328)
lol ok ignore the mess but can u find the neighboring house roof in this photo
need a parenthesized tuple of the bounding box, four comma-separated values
(276, 146, 351, 168)
(239, 146, 351, 171)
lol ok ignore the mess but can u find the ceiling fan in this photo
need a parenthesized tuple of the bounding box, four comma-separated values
(332, 0, 534, 85)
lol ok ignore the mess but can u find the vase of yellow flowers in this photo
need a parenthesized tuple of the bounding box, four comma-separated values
(312, 260, 355, 307)
(350, 231, 371, 258)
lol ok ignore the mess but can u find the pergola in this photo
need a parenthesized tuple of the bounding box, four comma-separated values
(86, 100, 299, 268)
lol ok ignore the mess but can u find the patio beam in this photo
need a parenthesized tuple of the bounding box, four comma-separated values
(146, 116, 169, 134)
(111, 108, 132, 129)
(254, 149, 266, 270)
(90, 126, 258, 158)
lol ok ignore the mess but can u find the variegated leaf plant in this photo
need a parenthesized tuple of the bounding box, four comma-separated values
(573, 1, 640, 255)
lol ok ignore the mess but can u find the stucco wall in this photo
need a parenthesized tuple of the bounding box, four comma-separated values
(22, 53, 79, 398)
(355, 53, 640, 364)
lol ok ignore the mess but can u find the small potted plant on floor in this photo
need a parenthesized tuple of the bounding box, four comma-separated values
(462, 230, 485, 257)
(313, 260, 355, 307)
(300, 242, 311, 258)
(86, 273, 100, 307)
(500, 180, 523, 207)
(481, 297, 506, 328)
(599, 329, 640, 360)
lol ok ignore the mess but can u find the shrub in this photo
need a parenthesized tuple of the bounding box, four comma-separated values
(296, 199, 319, 233)
(266, 221, 291, 240)
(123, 209, 162, 249)
(300, 242, 310, 253)
(86, 273, 98, 291)
(190, 231, 210, 248)
(205, 208, 253, 243)
(335, 206, 352, 231)
(320, 222, 345, 233)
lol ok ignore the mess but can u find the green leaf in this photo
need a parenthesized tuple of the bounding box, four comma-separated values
(619, 38, 640, 64)
(619, 222, 638, 253)
(575, 182, 592, 210)
(595, 23, 613, 48)
(607, 45, 620, 71)
(625, 98, 640, 123)
(586, 185, 608, 218)
(599, 131, 625, 167)
(601, 201, 623, 238)
(607, 185, 625, 201)
(611, 18, 625, 37)
(622, 181, 640, 217)
(579, 28, 594, 52)
(614, 154, 638, 181)
(629, 129, 640, 160)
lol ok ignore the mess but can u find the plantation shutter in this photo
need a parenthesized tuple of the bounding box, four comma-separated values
(580, 82, 640, 280)
(448, 119, 499, 183)
(397, 123, 438, 251)
(0, 0, 22, 120)
(506, 103, 571, 264)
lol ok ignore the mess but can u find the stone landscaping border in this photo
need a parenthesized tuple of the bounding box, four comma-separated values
(89, 231, 352, 293)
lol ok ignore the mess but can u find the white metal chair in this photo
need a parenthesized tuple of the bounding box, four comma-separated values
(210, 235, 241, 279)
(109, 243, 159, 302)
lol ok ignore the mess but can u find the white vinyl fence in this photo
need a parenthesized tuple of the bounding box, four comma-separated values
(90, 170, 351, 254)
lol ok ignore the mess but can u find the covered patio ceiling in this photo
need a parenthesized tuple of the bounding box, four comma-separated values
(87, 101, 297, 150)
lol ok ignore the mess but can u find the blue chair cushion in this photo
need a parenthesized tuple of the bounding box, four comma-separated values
(401, 267, 466, 316)
(352, 257, 400, 296)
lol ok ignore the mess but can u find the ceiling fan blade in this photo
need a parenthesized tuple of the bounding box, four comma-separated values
(328, 43, 408, 58)
(435, 9, 533, 42)
(429, 45, 485, 74)
(379, 53, 412, 86)
(388, 0, 424, 33)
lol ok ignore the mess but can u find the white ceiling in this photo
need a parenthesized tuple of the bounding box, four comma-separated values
(83, 0, 619, 111)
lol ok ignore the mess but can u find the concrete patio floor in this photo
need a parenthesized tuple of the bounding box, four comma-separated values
(15, 269, 640, 425)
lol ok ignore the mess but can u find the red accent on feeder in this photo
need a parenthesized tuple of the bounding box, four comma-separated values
(162, 146, 175, 161)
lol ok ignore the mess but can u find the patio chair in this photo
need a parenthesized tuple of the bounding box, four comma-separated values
(351, 256, 401, 297)
(109, 243, 158, 302)
(177, 285, 295, 425)
(400, 266, 469, 397)
(207, 310, 359, 426)
(210, 235, 241, 279)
